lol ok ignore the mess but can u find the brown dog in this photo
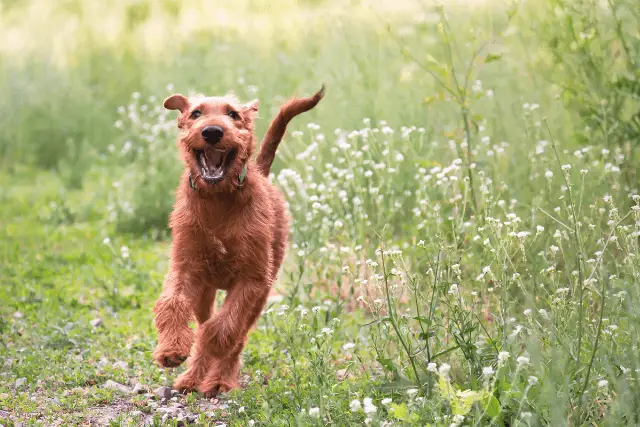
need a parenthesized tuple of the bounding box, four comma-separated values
(152, 86, 324, 397)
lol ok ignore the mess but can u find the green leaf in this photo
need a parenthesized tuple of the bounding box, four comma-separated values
(485, 53, 503, 63)
(437, 374, 456, 399)
(390, 403, 419, 422)
(418, 331, 435, 341)
(377, 357, 398, 374)
(483, 393, 501, 418)
(379, 372, 414, 391)
(390, 403, 409, 419)
(425, 54, 441, 65)
(454, 389, 481, 415)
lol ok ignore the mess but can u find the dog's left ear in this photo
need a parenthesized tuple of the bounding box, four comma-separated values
(243, 99, 259, 121)
(163, 94, 190, 112)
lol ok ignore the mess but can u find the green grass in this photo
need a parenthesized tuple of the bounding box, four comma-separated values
(1, 0, 639, 425)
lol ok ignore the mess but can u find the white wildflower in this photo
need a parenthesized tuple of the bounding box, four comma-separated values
(120, 246, 130, 259)
(452, 414, 465, 426)
(439, 363, 451, 377)
(342, 342, 356, 351)
(363, 397, 377, 414)
(482, 366, 495, 377)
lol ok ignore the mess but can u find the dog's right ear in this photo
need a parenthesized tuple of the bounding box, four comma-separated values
(163, 94, 190, 112)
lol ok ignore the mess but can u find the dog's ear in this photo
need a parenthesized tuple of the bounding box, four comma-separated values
(163, 94, 190, 112)
(243, 99, 259, 121)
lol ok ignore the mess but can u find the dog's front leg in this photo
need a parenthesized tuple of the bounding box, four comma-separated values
(199, 282, 271, 357)
(200, 283, 272, 397)
(152, 268, 199, 368)
(174, 281, 271, 395)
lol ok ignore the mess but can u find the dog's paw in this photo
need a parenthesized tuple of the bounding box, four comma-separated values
(198, 377, 239, 398)
(154, 328, 194, 368)
(154, 350, 188, 368)
(173, 370, 200, 393)
(153, 341, 192, 368)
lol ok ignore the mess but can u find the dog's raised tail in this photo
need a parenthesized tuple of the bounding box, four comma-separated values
(256, 85, 325, 176)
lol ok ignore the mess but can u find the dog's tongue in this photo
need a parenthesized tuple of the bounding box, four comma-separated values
(200, 150, 224, 171)
(198, 149, 226, 181)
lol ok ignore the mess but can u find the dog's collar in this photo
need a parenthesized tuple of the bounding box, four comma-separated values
(189, 163, 248, 191)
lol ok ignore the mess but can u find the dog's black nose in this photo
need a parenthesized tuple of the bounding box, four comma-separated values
(201, 126, 224, 144)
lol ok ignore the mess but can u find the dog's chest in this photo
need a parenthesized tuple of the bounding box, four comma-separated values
(198, 232, 234, 264)
(197, 232, 243, 283)
(205, 235, 228, 258)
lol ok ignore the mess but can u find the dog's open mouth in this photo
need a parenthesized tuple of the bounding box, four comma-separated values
(194, 148, 236, 184)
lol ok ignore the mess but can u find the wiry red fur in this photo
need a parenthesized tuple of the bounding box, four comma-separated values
(256, 85, 325, 176)
(152, 87, 323, 397)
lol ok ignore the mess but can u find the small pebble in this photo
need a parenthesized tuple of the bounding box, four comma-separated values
(113, 360, 128, 370)
(103, 380, 131, 394)
(13, 311, 23, 319)
(15, 378, 26, 388)
(90, 318, 103, 328)
(154, 386, 172, 400)
(132, 383, 147, 394)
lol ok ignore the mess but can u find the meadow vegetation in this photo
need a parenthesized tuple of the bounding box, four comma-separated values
(0, 0, 639, 425)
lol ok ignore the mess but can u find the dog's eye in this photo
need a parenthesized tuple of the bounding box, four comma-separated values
(227, 110, 240, 120)
(190, 110, 202, 119)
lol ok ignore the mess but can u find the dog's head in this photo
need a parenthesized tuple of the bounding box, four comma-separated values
(163, 93, 258, 191)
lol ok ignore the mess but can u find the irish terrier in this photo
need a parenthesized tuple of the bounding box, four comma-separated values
(152, 85, 324, 397)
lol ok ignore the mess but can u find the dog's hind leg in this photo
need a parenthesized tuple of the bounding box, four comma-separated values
(194, 287, 217, 325)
